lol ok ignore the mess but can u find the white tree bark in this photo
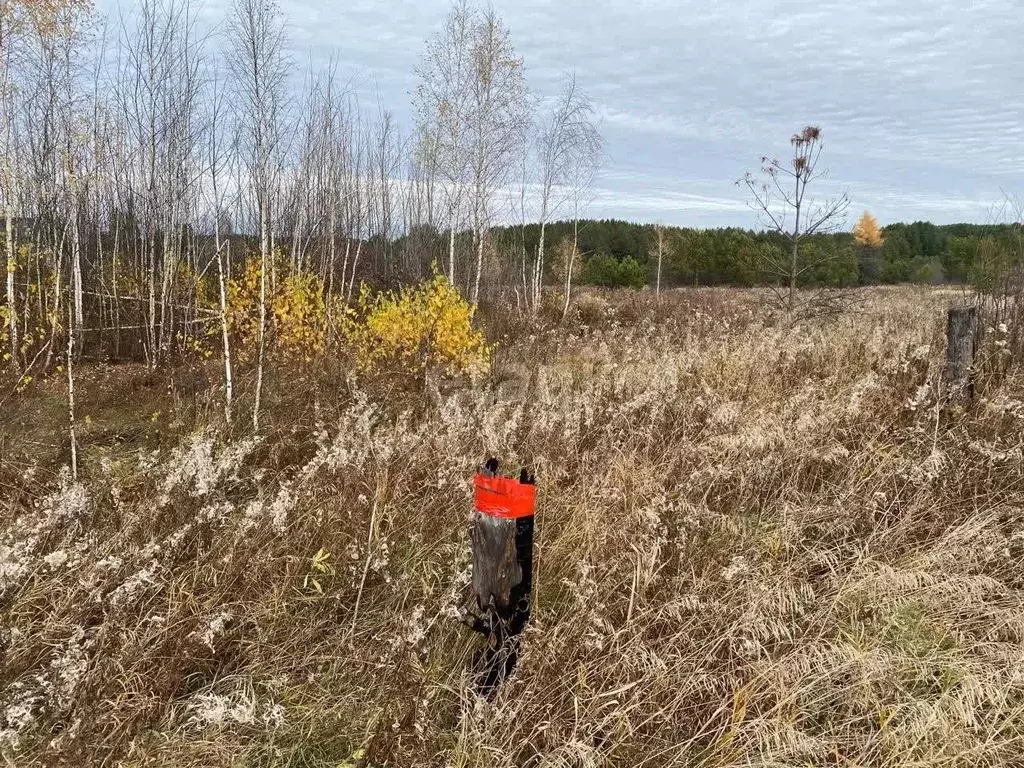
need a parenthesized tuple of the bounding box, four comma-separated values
(5, 202, 16, 369)
(216, 239, 233, 426)
(654, 224, 665, 298)
(254, 206, 268, 431)
(66, 305, 78, 480)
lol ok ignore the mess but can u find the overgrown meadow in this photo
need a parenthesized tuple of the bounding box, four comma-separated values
(3, 286, 1024, 767)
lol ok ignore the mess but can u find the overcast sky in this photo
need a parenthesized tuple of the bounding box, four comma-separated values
(101, 0, 1024, 228)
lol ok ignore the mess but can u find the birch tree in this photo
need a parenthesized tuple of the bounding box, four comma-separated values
(559, 154, 601, 321)
(207, 58, 232, 424)
(370, 107, 399, 276)
(535, 72, 600, 315)
(651, 223, 665, 298)
(413, 0, 474, 289)
(116, 0, 205, 364)
(66, 302, 77, 476)
(403, 124, 439, 278)
(464, 6, 526, 304)
(1, 1, 22, 369)
(227, 0, 287, 431)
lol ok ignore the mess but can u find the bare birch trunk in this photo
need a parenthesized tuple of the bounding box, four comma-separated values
(71, 198, 83, 356)
(67, 305, 78, 481)
(216, 237, 233, 426)
(347, 240, 362, 302)
(472, 228, 484, 305)
(45, 231, 64, 371)
(447, 218, 456, 286)
(5, 202, 17, 369)
(253, 205, 268, 432)
(560, 219, 579, 321)
(520, 240, 528, 313)
(1, 18, 15, 369)
(535, 220, 547, 314)
(339, 237, 351, 299)
(112, 216, 121, 358)
(346, 240, 362, 303)
(158, 229, 171, 356)
(325, 206, 337, 325)
(147, 229, 157, 367)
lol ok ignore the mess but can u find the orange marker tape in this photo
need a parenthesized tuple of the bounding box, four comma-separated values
(473, 474, 536, 519)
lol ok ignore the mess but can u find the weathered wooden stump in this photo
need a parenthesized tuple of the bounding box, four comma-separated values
(464, 457, 536, 697)
(946, 306, 978, 403)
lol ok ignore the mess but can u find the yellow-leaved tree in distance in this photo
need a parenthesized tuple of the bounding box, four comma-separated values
(853, 210, 885, 248)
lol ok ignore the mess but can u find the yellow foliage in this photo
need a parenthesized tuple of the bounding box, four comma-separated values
(0, 244, 88, 370)
(272, 272, 330, 359)
(853, 210, 885, 248)
(1, 0, 94, 38)
(226, 259, 487, 375)
(227, 255, 331, 362)
(343, 275, 489, 378)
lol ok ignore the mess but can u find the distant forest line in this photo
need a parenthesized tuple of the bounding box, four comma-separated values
(483, 218, 1024, 291)
(9, 213, 1014, 294)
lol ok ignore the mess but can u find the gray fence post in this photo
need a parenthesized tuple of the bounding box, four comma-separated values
(946, 306, 978, 403)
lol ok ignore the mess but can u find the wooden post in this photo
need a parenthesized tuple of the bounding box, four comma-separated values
(464, 457, 536, 697)
(946, 306, 978, 403)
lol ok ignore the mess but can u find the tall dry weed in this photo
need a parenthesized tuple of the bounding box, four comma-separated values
(2, 286, 1023, 767)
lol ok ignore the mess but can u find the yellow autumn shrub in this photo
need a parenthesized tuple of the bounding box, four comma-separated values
(226, 258, 487, 375)
(344, 275, 489, 377)
(225, 257, 262, 353)
(272, 272, 329, 358)
(1, 245, 60, 370)
(227, 255, 330, 362)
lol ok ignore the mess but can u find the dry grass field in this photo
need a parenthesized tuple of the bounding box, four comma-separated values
(3, 285, 1024, 767)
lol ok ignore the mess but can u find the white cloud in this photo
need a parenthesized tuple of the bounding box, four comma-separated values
(95, 0, 1024, 227)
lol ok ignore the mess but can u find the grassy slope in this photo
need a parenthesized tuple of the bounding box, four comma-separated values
(3, 286, 1024, 767)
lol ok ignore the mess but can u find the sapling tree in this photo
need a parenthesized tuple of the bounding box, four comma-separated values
(207, 59, 233, 425)
(535, 72, 601, 316)
(741, 125, 850, 315)
(651, 223, 666, 299)
(227, 0, 288, 430)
